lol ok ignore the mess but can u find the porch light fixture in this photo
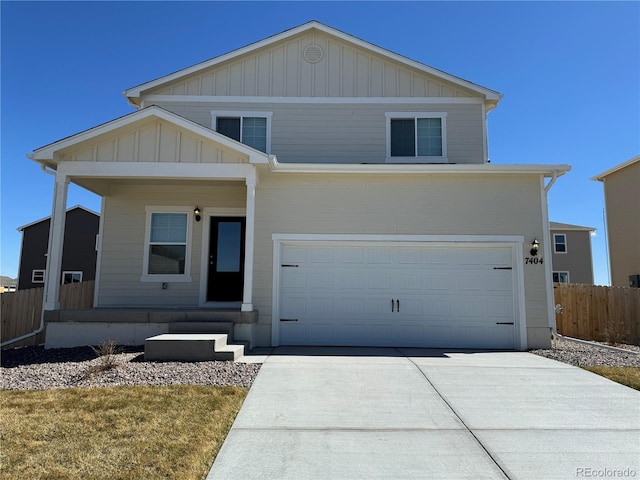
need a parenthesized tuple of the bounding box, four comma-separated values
(530, 239, 539, 256)
(194, 207, 201, 222)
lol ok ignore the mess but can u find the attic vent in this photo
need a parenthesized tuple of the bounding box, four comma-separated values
(303, 44, 324, 64)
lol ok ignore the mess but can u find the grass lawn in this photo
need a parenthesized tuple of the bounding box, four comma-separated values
(0, 385, 247, 480)
(584, 366, 640, 390)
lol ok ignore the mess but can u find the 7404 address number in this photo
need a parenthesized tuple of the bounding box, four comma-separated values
(525, 257, 544, 264)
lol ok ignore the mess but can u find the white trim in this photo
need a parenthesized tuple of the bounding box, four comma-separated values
(93, 196, 106, 307)
(482, 102, 489, 164)
(385, 112, 448, 163)
(553, 271, 571, 283)
(43, 172, 69, 310)
(211, 110, 273, 154)
(30, 106, 270, 165)
(141, 206, 193, 283)
(32, 269, 45, 283)
(143, 95, 485, 105)
(267, 156, 571, 176)
(57, 161, 258, 182)
(553, 233, 568, 254)
(271, 233, 527, 350)
(540, 176, 556, 332)
(198, 207, 247, 307)
(61, 271, 83, 284)
(124, 21, 502, 103)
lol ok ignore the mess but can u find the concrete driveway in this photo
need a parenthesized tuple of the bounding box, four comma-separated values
(207, 347, 640, 480)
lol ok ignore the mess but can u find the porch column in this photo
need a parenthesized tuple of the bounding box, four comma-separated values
(43, 171, 69, 310)
(241, 177, 256, 312)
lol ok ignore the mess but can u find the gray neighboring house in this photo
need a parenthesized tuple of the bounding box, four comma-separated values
(549, 221, 595, 284)
(17, 206, 99, 290)
(592, 155, 640, 288)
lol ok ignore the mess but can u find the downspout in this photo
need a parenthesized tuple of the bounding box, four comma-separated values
(542, 169, 560, 339)
(1, 163, 57, 348)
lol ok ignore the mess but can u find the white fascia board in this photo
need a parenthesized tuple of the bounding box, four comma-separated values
(16, 205, 99, 232)
(57, 161, 256, 183)
(142, 95, 486, 105)
(29, 106, 269, 165)
(267, 157, 571, 177)
(549, 222, 596, 232)
(124, 21, 502, 104)
(590, 154, 639, 181)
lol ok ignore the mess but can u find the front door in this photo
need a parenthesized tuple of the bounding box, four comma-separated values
(207, 217, 246, 302)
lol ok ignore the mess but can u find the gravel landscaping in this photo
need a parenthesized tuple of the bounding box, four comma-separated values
(1, 337, 638, 391)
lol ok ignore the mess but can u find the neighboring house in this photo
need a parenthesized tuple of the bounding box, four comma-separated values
(28, 22, 570, 350)
(592, 155, 640, 288)
(549, 221, 595, 284)
(17, 206, 99, 290)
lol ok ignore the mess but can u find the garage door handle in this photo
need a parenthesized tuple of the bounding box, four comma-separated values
(280, 318, 298, 322)
(396, 299, 400, 313)
(496, 322, 514, 325)
(391, 299, 395, 312)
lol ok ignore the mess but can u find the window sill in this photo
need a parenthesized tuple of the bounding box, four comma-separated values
(140, 275, 192, 283)
(386, 156, 449, 164)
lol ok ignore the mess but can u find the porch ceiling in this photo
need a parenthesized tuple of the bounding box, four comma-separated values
(70, 177, 247, 196)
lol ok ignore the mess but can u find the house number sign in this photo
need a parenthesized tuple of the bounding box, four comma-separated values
(525, 257, 544, 265)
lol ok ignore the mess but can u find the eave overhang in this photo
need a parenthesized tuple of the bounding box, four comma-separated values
(590, 155, 640, 181)
(27, 105, 271, 167)
(267, 157, 571, 177)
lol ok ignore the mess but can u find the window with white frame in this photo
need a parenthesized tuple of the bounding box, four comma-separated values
(211, 111, 272, 153)
(386, 112, 447, 162)
(553, 271, 570, 283)
(142, 208, 192, 281)
(62, 271, 83, 284)
(32, 269, 45, 283)
(554, 234, 567, 253)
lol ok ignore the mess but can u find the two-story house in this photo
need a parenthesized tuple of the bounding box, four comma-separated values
(28, 22, 569, 350)
(549, 221, 595, 285)
(16, 206, 99, 290)
(592, 155, 640, 288)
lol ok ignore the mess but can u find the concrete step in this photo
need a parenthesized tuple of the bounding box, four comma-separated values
(144, 333, 246, 362)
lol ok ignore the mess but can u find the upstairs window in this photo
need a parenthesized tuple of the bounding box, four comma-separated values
(386, 112, 447, 163)
(62, 271, 83, 284)
(212, 111, 272, 153)
(554, 234, 567, 253)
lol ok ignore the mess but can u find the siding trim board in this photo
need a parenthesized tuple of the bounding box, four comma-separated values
(141, 95, 487, 105)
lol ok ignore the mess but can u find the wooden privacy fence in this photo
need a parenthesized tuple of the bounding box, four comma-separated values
(554, 283, 640, 345)
(1, 280, 95, 349)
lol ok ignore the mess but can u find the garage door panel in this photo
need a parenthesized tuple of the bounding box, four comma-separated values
(279, 243, 516, 349)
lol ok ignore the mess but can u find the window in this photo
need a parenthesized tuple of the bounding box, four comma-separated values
(211, 111, 272, 153)
(386, 112, 447, 163)
(62, 271, 83, 284)
(32, 269, 45, 283)
(142, 207, 192, 282)
(554, 234, 567, 253)
(553, 271, 570, 283)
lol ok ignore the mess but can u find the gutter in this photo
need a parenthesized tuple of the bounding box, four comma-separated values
(1, 165, 57, 348)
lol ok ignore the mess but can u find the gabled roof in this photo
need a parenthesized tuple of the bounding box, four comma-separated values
(17, 205, 99, 232)
(123, 21, 503, 107)
(550, 221, 596, 232)
(591, 155, 640, 181)
(28, 105, 271, 166)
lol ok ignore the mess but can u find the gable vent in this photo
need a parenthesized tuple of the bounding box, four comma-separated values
(303, 44, 324, 64)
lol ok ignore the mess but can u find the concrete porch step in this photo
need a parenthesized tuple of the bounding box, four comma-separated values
(144, 333, 245, 362)
(168, 321, 234, 336)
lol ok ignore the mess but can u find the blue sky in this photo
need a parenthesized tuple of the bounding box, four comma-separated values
(1, 1, 638, 285)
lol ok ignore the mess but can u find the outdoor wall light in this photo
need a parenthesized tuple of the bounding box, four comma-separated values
(530, 239, 539, 256)
(194, 207, 201, 222)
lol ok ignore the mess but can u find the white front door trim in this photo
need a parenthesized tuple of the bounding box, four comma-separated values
(271, 234, 527, 350)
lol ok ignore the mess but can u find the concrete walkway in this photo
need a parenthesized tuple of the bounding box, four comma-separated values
(207, 347, 640, 480)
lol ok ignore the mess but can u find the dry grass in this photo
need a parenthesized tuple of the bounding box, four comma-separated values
(584, 366, 640, 390)
(0, 385, 247, 480)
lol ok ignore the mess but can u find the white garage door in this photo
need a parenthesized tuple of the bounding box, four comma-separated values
(278, 243, 516, 349)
